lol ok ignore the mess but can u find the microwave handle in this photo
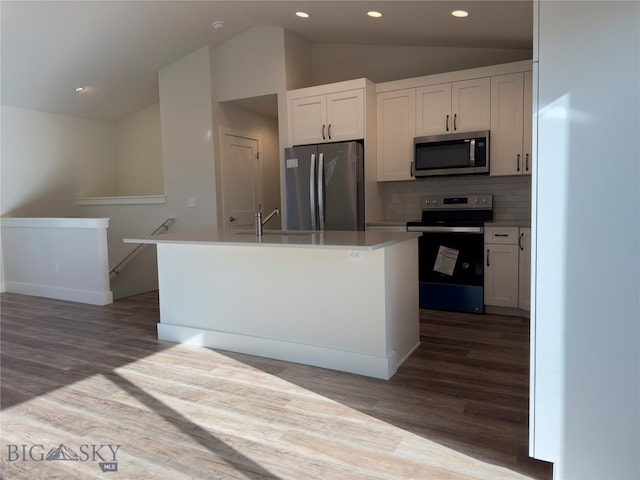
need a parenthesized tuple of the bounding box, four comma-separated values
(410, 161, 415, 177)
(469, 139, 476, 166)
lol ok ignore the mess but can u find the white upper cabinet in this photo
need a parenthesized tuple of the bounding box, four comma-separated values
(490, 71, 533, 176)
(326, 90, 365, 142)
(415, 83, 451, 136)
(289, 94, 327, 145)
(376, 88, 416, 181)
(416, 78, 490, 136)
(288, 87, 364, 145)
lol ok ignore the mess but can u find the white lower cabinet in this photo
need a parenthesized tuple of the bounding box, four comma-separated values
(484, 225, 531, 311)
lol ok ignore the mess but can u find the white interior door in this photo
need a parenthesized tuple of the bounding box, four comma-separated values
(220, 128, 262, 231)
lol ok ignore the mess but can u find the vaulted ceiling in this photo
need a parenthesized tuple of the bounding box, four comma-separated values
(1, 1, 532, 121)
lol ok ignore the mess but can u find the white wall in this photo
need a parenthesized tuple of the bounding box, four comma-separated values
(0, 106, 118, 217)
(284, 30, 312, 90)
(159, 45, 218, 232)
(1, 217, 112, 305)
(76, 201, 170, 299)
(115, 102, 163, 196)
(214, 27, 287, 102)
(532, 2, 640, 478)
(310, 44, 532, 86)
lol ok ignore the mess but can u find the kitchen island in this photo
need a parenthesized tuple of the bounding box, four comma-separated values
(124, 229, 420, 379)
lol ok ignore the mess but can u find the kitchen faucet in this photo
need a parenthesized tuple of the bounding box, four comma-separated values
(255, 207, 280, 236)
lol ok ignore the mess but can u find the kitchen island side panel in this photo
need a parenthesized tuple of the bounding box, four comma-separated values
(154, 240, 418, 379)
(384, 239, 420, 367)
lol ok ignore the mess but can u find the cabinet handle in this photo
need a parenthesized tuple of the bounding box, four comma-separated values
(525, 153, 530, 172)
(322, 124, 326, 140)
(486, 249, 490, 267)
(519, 232, 524, 250)
(517, 154, 521, 172)
(327, 123, 332, 139)
(446, 114, 450, 132)
(453, 113, 457, 131)
(494, 233, 509, 237)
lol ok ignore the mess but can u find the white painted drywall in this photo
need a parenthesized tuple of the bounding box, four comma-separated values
(0, 106, 118, 217)
(310, 44, 532, 86)
(158, 45, 218, 231)
(1, 217, 112, 305)
(115, 102, 163, 196)
(532, 2, 640, 478)
(284, 29, 312, 90)
(214, 27, 287, 102)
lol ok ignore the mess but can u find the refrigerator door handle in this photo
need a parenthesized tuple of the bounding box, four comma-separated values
(317, 152, 325, 230)
(309, 153, 317, 231)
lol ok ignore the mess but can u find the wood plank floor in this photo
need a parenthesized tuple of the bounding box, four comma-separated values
(0, 291, 552, 479)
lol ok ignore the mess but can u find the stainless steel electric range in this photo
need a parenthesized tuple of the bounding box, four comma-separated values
(407, 194, 493, 314)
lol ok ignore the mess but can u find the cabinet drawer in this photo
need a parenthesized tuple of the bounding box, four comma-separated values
(484, 226, 519, 244)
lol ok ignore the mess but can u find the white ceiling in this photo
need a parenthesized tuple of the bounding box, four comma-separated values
(1, 1, 533, 122)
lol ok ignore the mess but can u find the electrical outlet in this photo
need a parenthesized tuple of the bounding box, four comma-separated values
(52, 262, 60, 273)
(347, 250, 364, 262)
(391, 194, 399, 204)
(187, 196, 196, 208)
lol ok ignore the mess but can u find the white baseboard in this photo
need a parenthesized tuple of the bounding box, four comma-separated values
(158, 323, 398, 380)
(5, 282, 113, 306)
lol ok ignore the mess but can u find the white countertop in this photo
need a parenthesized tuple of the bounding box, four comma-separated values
(124, 229, 421, 251)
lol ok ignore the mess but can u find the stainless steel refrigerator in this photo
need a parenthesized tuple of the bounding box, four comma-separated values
(284, 141, 364, 231)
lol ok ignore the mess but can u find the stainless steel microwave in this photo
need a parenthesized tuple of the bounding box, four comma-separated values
(412, 130, 489, 177)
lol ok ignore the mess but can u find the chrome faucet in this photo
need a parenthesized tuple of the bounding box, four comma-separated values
(255, 207, 280, 236)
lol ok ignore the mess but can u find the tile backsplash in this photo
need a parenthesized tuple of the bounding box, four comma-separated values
(384, 175, 531, 222)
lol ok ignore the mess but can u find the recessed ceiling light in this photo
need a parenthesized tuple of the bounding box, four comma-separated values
(74, 87, 85, 93)
(296, 11, 310, 18)
(451, 10, 469, 18)
(367, 11, 382, 18)
(211, 20, 225, 30)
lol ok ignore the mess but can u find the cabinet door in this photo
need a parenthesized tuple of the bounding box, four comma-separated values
(490, 73, 525, 176)
(452, 77, 491, 132)
(377, 88, 416, 181)
(484, 243, 519, 307)
(522, 71, 533, 175)
(518, 227, 532, 310)
(290, 94, 327, 145)
(326, 89, 364, 142)
(415, 83, 451, 136)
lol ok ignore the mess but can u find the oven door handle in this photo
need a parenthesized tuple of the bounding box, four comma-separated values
(407, 225, 484, 234)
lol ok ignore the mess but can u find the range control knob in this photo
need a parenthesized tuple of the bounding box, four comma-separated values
(433, 200, 438, 205)
(425, 199, 431, 205)
(474, 197, 479, 204)
(482, 198, 487, 203)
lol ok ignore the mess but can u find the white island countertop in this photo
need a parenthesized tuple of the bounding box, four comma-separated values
(125, 229, 420, 251)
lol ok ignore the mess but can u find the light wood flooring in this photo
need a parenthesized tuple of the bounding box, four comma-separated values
(0, 291, 552, 479)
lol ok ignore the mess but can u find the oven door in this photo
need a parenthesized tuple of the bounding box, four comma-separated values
(407, 225, 485, 313)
